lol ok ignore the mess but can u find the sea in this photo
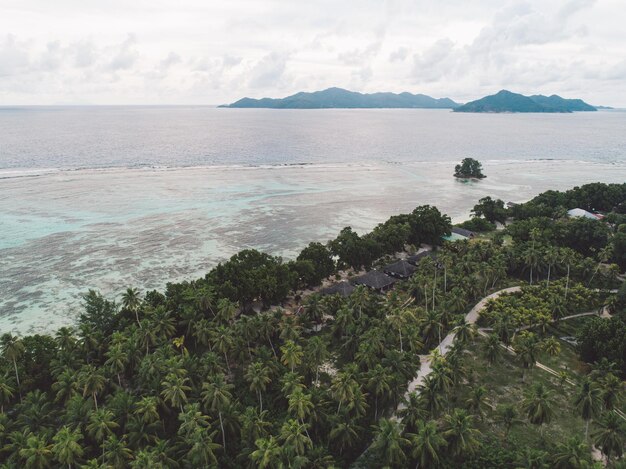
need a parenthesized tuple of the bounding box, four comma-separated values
(1, 106, 625, 334)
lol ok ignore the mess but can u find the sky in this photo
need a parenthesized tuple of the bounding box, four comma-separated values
(1, 0, 625, 106)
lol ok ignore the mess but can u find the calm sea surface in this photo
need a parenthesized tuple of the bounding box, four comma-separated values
(1, 107, 625, 333)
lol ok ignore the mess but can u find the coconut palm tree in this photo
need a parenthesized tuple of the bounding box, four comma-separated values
(453, 320, 476, 345)
(287, 389, 314, 427)
(366, 364, 392, 420)
(371, 418, 409, 467)
(592, 412, 625, 463)
(496, 404, 520, 440)
(522, 383, 555, 430)
(121, 287, 142, 327)
(80, 365, 106, 410)
(1, 333, 25, 400)
(544, 246, 560, 287)
(184, 427, 221, 467)
(0, 373, 15, 412)
(280, 418, 312, 457)
(104, 346, 128, 387)
(280, 340, 303, 373)
(399, 392, 429, 433)
(251, 436, 283, 469)
(350, 285, 370, 319)
(443, 408, 481, 458)
(465, 386, 488, 421)
(103, 434, 133, 468)
(304, 336, 328, 384)
(542, 337, 561, 357)
(52, 426, 84, 469)
(329, 419, 361, 456)
(599, 373, 622, 411)
(245, 362, 272, 411)
(482, 333, 502, 365)
(409, 420, 446, 468)
(573, 378, 602, 440)
(160, 373, 191, 412)
(201, 373, 233, 451)
(87, 409, 119, 461)
(552, 437, 592, 469)
(514, 332, 541, 382)
(19, 434, 53, 469)
(211, 325, 234, 372)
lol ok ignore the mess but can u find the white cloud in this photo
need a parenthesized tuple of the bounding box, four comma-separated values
(0, 0, 624, 105)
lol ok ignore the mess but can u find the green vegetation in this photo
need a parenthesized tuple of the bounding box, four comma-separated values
(1, 182, 625, 468)
(454, 90, 597, 113)
(454, 158, 485, 179)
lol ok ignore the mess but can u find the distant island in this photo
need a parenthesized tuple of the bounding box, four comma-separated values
(454, 157, 486, 179)
(454, 90, 597, 113)
(221, 87, 460, 109)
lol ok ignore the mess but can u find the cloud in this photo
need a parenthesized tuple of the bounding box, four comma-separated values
(105, 34, 138, 71)
(0, 35, 30, 77)
(159, 52, 181, 70)
(248, 51, 290, 88)
(389, 47, 408, 63)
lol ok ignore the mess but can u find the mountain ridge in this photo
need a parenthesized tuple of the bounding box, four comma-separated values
(454, 90, 597, 113)
(221, 87, 460, 109)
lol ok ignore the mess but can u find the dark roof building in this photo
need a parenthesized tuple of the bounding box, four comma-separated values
(352, 270, 396, 292)
(406, 250, 436, 266)
(452, 227, 476, 238)
(319, 281, 355, 297)
(383, 259, 417, 279)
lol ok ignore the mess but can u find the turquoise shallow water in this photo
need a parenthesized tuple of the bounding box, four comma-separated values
(1, 108, 626, 334)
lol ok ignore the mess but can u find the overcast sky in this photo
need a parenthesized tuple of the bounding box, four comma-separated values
(1, 0, 625, 106)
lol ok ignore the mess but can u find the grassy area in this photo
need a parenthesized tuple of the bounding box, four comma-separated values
(451, 336, 589, 451)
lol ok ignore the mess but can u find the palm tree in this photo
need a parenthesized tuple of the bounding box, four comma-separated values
(287, 389, 314, 427)
(251, 436, 283, 469)
(542, 337, 561, 357)
(599, 373, 622, 411)
(409, 420, 446, 468)
(366, 364, 392, 420)
(523, 244, 541, 285)
(160, 373, 191, 412)
(280, 340, 303, 373)
(350, 285, 369, 319)
(453, 320, 476, 345)
(87, 409, 119, 461)
(550, 296, 568, 323)
(103, 434, 133, 468)
(201, 374, 233, 451)
(104, 346, 128, 386)
(443, 408, 481, 458)
(514, 332, 540, 382)
(592, 412, 625, 463)
(560, 248, 576, 300)
(19, 434, 53, 469)
(121, 287, 142, 327)
(52, 426, 84, 469)
(521, 383, 555, 430)
(516, 448, 549, 469)
(399, 392, 428, 433)
(544, 246, 560, 287)
(1, 333, 25, 400)
(482, 333, 502, 365)
(212, 326, 234, 372)
(573, 378, 602, 440)
(241, 407, 271, 446)
(552, 437, 592, 469)
(329, 420, 361, 456)
(465, 386, 488, 421)
(184, 428, 221, 467)
(80, 365, 106, 410)
(420, 309, 443, 348)
(387, 309, 407, 352)
(245, 362, 272, 411)
(0, 373, 15, 412)
(371, 418, 409, 467)
(280, 418, 312, 457)
(496, 404, 520, 440)
(305, 336, 328, 384)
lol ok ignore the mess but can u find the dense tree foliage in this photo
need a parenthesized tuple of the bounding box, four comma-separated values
(454, 158, 485, 179)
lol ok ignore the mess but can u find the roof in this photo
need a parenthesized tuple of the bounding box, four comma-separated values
(352, 270, 396, 290)
(567, 208, 599, 220)
(406, 250, 436, 265)
(452, 227, 475, 237)
(319, 281, 355, 297)
(383, 260, 417, 279)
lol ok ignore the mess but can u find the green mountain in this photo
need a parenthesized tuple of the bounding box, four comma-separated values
(454, 90, 597, 113)
(221, 87, 460, 109)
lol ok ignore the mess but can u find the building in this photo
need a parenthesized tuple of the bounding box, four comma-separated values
(383, 259, 417, 279)
(451, 227, 476, 239)
(406, 250, 436, 266)
(567, 208, 600, 220)
(318, 281, 355, 297)
(352, 270, 396, 292)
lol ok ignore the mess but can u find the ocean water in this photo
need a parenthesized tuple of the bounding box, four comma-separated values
(1, 107, 625, 334)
